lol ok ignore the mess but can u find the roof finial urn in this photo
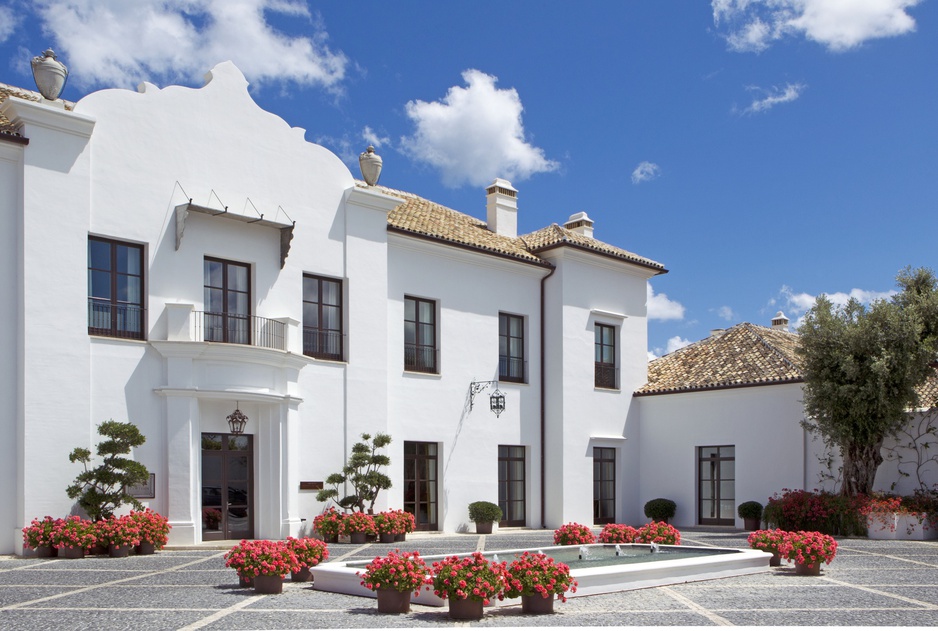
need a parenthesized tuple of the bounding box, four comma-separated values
(359, 146, 382, 186)
(31, 48, 69, 101)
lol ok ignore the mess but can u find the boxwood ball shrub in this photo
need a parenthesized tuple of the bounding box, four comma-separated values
(467, 501, 503, 523)
(644, 498, 676, 522)
(737, 501, 764, 521)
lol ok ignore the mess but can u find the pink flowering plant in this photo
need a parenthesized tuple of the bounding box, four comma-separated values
(502, 552, 578, 602)
(358, 549, 429, 596)
(51, 515, 97, 550)
(598, 523, 637, 544)
(286, 536, 329, 568)
(129, 509, 171, 548)
(634, 521, 681, 545)
(373, 512, 396, 535)
(431, 552, 507, 604)
(96, 515, 142, 548)
(392, 509, 416, 534)
(224, 539, 300, 579)
(22, 516, 61, 550)
(553, 523, 596, 545)
(313, 507, 343, 540)
(784, 530, 838, 567)
(747, 529, 790, 557)
(340, 511, 376, 536)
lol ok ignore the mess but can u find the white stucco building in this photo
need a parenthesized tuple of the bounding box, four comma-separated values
(3, 63, 933, 556)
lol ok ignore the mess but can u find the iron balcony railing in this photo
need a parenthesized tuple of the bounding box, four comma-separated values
(498, 355, 527, 383)
(404, 343, 438, 374)
(88, 298, 146, 340)
(303, 328, 344, 361)
(193, 311, 286, 351)
(594, 362, 619, 389)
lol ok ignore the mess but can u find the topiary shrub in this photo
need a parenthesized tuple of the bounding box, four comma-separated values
(737, 501, 764, 520)
(644, 498, 676, 523)
(467, 501, 503, 523)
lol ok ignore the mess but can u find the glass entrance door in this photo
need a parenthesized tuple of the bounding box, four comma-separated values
(201, 433, 253, 540)
(404, 441, 438, 530)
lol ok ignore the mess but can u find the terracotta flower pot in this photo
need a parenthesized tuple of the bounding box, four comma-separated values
(521, 593, 555, 614)
(291, 566, 313, 582)
(238, 575, 254, 588)
(448, 597, 484, 620)
(475, 521, 493, 535)
(58, 545, 85, 559)
(137, 541, 156, 555)
(254, 574, 283, 594)
(109, 544, 131, 558)
(35, 545, 57, 558)
(349, 532, 367, 544)
(769, 553, 782, 567)
(376, 588, 411, 614)
(395, 533, 406, 542)
(795, 562, 821, 576)
(379, 532, 396, 544)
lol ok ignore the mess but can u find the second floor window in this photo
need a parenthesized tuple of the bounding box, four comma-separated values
(88, 236, 145, 340)
(404, 296, 437, 373)
(594, 323, 617, 389)
(204, 257, 250, 344)
(303, 274, 343, 361)
(499, 313, 525, 382)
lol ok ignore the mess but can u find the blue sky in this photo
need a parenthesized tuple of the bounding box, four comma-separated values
(2, 1, 935, 357)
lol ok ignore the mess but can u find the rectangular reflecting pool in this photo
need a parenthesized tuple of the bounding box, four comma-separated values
(312, 542, 772, 606)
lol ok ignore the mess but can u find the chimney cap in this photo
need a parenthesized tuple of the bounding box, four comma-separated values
(771, 311, 790, 331)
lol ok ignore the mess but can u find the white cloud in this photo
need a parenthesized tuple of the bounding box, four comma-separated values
(740, 83, 805, 114)
(0, 6, 17, 42)
(713, 0, 922, 52)
(399, 69, 559, 188)
(647, 283, 686, 321)
(716, 305, 736, 321)
(776, 284, 896, 327)
(32, 0, 348, 90)
(631, 161, 661, 184)
(666, 336, 694, 354)
(362, 126, 390, 149)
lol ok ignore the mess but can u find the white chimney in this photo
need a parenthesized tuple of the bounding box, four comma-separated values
(486, 178, 518, 238)
(772, 311, 790, 331)
(564, 212, 594, 238)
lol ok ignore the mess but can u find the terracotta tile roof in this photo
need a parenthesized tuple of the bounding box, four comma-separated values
(0, 81, 74, 141)
(636, 323, 803, 395)
(521, 223, 667, 272)
(916, 367, 938, 409)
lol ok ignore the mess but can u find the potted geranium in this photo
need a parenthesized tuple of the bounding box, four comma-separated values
(224, 539, 300, 593)
(392, 509, 416, 542)
(747, 528, 790, 566)
(22, 516, 61, 558)
(502, 551, 577, 614)
(737, 501, 764, 530)
(129, 509, 171, 554)
(467, 501, 502, 534)
(634, 521, 681, 545)
(598, 523, 637, 544)
(51, 515, 96, 558)
(340, 512, 376, 544)
(431, 552, 507, 620)
(784, 530, 838, 575)
(96, 514, 142, 557)
(286, 536, 329, 582)
(373, 512, 398, 543)
(553, 523, 595, 545)
(358, 549, 429, 614)
(644, 498, 677, 524)
(313, 507, 342, 543)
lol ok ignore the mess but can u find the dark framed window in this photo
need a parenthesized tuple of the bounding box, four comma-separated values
(499, 313, 526, 383)
(303, 274, 343, 360)
(698, 445, 735, 526)
(404, 441, 438, 530)
(204, 257, 251, 344)
(87, 236, 145, 340)
(498, 445, 526, 526)
(404, 296, 437, 373)
(594, 323, 617, 389)
(593, 446, 616, 524)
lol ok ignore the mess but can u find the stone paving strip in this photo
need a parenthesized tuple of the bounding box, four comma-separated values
(0, 530, 937, 628)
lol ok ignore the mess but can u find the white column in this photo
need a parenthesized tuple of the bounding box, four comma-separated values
(165, 395, 199, 545)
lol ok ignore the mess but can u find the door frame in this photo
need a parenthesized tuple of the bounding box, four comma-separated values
(201, 433, 254, 541)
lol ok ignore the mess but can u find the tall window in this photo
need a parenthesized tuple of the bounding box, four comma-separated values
(404, 441, 438, 530)
(87, 236, 145, 340)
(498, 445, 526, 526)
(499, 313, 525, 383)
(698, 445, 735, 526)
(404, 296, 437, 373)
(204, 257, 250, 344)
(593, 447, 616, 524)
(594, 323, 617, 388)
(303, 274, 343, 360)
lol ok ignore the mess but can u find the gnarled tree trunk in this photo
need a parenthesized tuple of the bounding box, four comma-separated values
(840, 438, 884, 497)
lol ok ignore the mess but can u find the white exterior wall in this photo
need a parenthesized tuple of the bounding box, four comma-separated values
(636, 383, 807, 528)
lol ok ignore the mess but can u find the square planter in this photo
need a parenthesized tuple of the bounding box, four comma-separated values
(866, 514, 898, 540)
(896, 514, 938, 540)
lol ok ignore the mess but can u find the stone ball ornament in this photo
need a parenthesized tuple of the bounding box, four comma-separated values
(31, 48, 69, 101)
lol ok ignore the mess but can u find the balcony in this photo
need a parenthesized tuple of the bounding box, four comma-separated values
(160, 304, 299, 355)
(303, 328, 344, 361)
(594, 362, 619, 390)
(404, 344, 438, 374)
(88, 298, 146, 340)
(498, 355, 527, 383)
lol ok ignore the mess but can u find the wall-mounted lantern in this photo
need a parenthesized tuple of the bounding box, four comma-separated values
(469, 381, 505, 418)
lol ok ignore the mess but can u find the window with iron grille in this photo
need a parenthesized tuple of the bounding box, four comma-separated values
(303, 274, 343, 361)
(404, 296, 437, 373)
(499, 313, 525, 383)
(87, 236, 145, 340)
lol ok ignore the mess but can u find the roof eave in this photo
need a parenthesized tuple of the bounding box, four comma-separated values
(530, 240, 667, 275)
(634, 377, 804, 397)
(387, 225, 554, 269)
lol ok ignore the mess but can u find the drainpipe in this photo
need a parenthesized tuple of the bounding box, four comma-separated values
(539, 264, 555, 529)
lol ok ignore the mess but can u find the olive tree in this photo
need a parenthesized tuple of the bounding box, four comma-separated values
(797, 267, 938, 497)
(316, 432, 392, 513)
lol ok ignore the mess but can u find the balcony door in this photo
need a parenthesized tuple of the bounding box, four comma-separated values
(204, 257, 251, 344)
(201, 433, 254, 540)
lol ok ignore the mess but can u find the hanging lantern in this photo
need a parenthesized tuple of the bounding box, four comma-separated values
(489, 388, 506, 418)
(31, 49, 69, 101)
(227, 403, 248, 435)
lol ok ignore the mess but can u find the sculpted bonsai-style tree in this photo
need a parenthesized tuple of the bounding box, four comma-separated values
(798, 267, 938, 497)
(66, 420, 150, 521)
(316, 433, 392, 513)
